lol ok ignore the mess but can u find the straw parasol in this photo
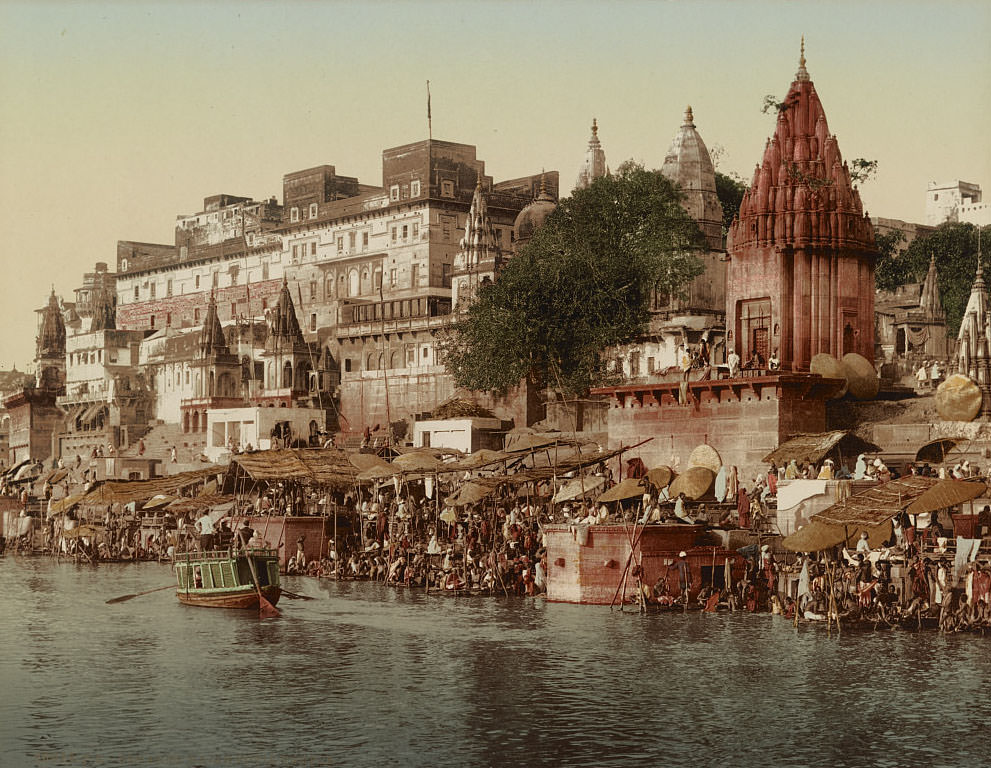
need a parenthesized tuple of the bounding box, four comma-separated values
(936, 374, 982, 422)
(596, 477, 645, 503)
(553, 475, 606, 504)
(391, 451, 443, 473)
(906, 478, 986, 516)
(688, 444, 721, 474)
(669, 466, 716, 500)
(644, 465, 675, 490)
(810, 353, 848, 398)
(841, 353, 879, 400)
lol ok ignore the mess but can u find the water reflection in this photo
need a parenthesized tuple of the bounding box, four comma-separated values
(1, 560, 990, 767)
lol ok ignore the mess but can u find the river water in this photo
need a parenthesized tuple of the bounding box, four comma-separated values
(1, 557, 989, 768)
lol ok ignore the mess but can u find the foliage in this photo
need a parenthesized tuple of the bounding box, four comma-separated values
(873, 228, 906, 292)
(441, 164, 706, 395)
(714, 172, 748, 231)
(849, 158, 879, 186)
(879, 222, 991, 336)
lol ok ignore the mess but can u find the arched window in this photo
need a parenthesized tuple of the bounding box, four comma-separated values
(182, 411, 190, 434)
(367, 354, 377, 371)
(390, 350, 402, 369)
(348, 269, 359, 297)
(282, 361, 293, 389)
(192, 411, 199, 433)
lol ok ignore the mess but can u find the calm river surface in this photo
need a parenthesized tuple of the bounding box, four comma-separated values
(1, 557, 989, 768)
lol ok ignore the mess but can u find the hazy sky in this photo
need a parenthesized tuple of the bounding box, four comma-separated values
(0, 1, 988, 368)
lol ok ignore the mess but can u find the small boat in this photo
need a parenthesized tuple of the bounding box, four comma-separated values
(174, 548, 282, 610)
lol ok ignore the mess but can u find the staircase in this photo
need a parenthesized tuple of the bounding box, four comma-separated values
(119, 423, 208, 465)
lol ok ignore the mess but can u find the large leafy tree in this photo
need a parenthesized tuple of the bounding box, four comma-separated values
(714, 171, 748, 231)
(442, 163, 706, 395)
(876, 221, 991, 335)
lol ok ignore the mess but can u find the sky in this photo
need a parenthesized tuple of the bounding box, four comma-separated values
(0, 0, 988, 369)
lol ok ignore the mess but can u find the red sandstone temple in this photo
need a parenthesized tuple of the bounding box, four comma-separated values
(726, 41, 877, 370)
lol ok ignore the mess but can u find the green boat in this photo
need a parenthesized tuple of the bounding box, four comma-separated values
(174, 548, 282, 610)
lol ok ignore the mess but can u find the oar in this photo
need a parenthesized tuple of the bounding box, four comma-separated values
(245, 551, 280, 619)
(106, 584, 175, 605)
(280, 589, 316, 601)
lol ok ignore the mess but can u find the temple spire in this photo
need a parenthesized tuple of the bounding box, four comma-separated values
(199, 291, 230, 359)
(455, 174, 496, 273)
(920, 254, 944, 318)
(796, 35, 810, 82)
(575, 117, 607, 191)
(684, 105, 694, 127)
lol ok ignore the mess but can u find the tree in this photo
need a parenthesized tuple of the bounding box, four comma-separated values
(873, 228, 906, 292)
(442, 163, 706, 395)
(714, 172, 748, 231)
(880, 222, 991, 336)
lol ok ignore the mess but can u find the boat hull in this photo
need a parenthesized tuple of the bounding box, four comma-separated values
(176, 585, 282, 609)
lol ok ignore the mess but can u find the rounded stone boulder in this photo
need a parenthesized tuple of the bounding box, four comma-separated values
(936, 374, 982, 422)
(841, 353, 880, 400)
(809, 353, 849, 399)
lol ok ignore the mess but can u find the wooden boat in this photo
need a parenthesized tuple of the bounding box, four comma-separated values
(174, 548, 282, 609)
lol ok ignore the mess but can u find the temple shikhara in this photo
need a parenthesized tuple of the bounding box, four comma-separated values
(727, 40, 877, 371)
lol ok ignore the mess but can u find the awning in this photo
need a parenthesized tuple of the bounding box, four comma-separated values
(228, 448, 359, 488)
(905, 479, 986, 516)
(552, 475, 605, 504)
(142, 494, 179, 509)
(762, 430, 880, 466)
(445, 482, 495, 507)
(391, 451, 443, 473)
(813, 476, 936, 527)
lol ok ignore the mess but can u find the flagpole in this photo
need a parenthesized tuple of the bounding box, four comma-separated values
(427, 80, 432, 141)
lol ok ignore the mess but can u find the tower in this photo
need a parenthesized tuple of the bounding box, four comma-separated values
(35, 288, 66, 390)
(661, 106, 724, 251)
(451, 177, 499, 308)
(575, 118, 607, 191)
(726, 40, 877, 370)
(191, 291, 241, 402)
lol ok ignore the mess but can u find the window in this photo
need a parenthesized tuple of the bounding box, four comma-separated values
(390, 185, 400, 202)
(441, 216, 452, 240)
(195, 275, 201, 289)
(309, 203, 318, 219)
(121, 258, 128, 271)
(411, 264, 419, 287)
(406, 347, 416, 365)
(390, 269, 397, 286)
(373, 269, 382, 290)
(230, 266, 238, 286)
(231, 303, 236, 317)
(212, 272, 219, 288)
(362, 232, 369, 251)
(167, 279, 173, 297)
(290, 207, 300, 223)
(166, 312, 172, 327)
(150, 315, 156, 329)
(150, 283, 156, 299)
(344, 358, 352, 373)
(185, 370, 190, 385)
(310, 241, 317, 256)
(337, 236, 344, 253)
(391, 226, 397, 242)
(402, 224, 408, 240)
(442, 263, 451, 287)
(349, 232, 356, 250)
(292, 244, 298, 261)
(262, 262, 269, 280)
(412, 222, 419, 239)
(134, 286, 140, 300)
(310, 281, 317, 300)
(423, 347, 429, 358)
(310, 313, 317, 331)
(441, 180, 454, 198)
(194, 308, 200, 324)
(411, 180, 420, 198)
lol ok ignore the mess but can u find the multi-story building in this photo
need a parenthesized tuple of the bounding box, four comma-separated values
(926, 180, 991, 226)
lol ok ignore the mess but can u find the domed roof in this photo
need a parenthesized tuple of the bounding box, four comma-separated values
(660, 106, 723, 249)
(513, 178, 557, 248)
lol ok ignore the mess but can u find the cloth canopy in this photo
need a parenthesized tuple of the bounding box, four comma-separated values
(229, 448, 359, 488)
(782, 519, 893, 552)
(915, 437, 967, 464)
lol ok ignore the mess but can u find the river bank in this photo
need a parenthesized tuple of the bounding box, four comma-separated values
(2, 558, 990, 768)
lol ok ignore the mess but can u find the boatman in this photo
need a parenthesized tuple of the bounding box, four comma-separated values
(196, 511, 215, 552)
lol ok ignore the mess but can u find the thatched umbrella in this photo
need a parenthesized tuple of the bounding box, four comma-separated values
(810, 353, 848, 398)
(841, 353, 879, 400)
(669, 466, 716, 500)
(644, 465, 674, 491)
(936, 374, 982, 422)
(596, 477, 645, 503)
(688, 444, 721, 474)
